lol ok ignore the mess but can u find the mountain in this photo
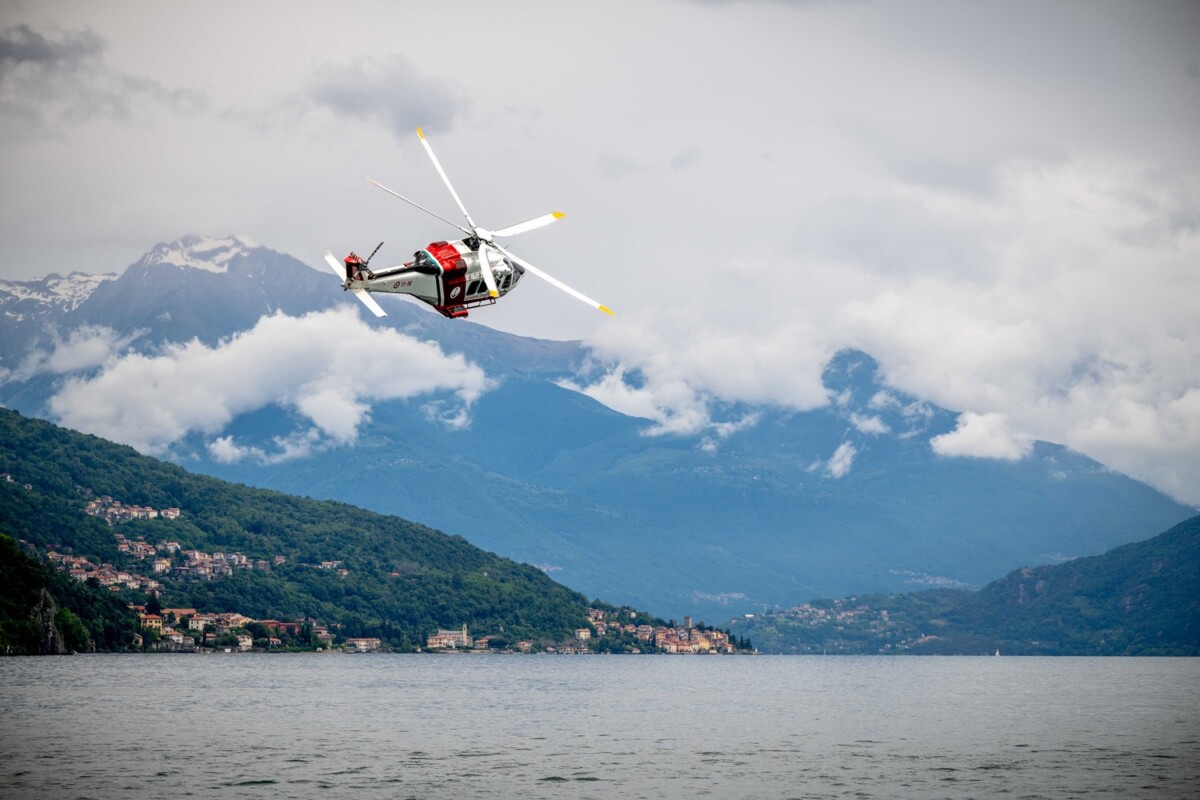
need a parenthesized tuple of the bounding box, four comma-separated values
(186, 351, 1193, 618)
(71, 235, 346, 346)
(0, 407, 600, 647)
(933, 514, 1200, 654)
(0, 270, 118, 365)
(730, 515, 1200, 655)
(1, 236, 1193, 619)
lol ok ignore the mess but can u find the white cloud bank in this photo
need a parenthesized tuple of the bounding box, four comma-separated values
(931, 412, 1032, 461)
(16, 324, 142, 377)
(575, 156, 1200, 504)
(48, 307, 491, 456)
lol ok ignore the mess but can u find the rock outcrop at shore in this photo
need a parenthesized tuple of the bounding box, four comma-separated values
(33, 589, 68, 655)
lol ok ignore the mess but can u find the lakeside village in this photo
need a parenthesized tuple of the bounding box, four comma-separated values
(30, 489, 750, 655)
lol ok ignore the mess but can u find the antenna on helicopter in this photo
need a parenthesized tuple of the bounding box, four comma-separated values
(363, 241, 384, 265)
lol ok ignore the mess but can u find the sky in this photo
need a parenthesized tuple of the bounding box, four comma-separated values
(1, 0, 1199, 505)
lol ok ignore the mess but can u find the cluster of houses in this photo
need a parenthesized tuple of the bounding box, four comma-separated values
(44, 529, 290, 592)
(127, 606, 741, 655)
(165, 545, 287, 579)
(132, 606, 373, 653)
(784, 601, 884, 628)
(46, 549, 161, 593)
(770, 600, 952, 652)
(651, 623, 736, 654)
(134, 607, 248, 651)
(84, 496, 181, 524)
(78, 493, 283, 577)
(422, 609, 741, 655)
(583, 609, 738, 654)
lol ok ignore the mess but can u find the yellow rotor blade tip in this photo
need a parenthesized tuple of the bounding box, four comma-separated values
(416, 126, 425, 138)
(553, 212, 566, 219)
(489, 291, 499, 298)
(599, 305, 615, 316)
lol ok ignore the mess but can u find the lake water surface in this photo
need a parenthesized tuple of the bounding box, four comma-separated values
(1, 654, 1197, 799)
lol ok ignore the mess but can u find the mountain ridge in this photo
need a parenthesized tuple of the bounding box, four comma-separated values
(1, 235, 1193, 618)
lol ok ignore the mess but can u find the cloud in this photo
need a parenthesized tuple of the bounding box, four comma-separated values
(0, 23, 102, 72)
(306, 55, 466, 139)
(668, 147, 703, 170)
(596, 153, 643, 179)
(0, 23, 205, 141)
(16, 324, 141, 378)
(837, 158, 1200, 495)
(597, 146, 705, 179)
(571, 297, 834, 438)
(207, 435, 265, 464)
(48, 307, 492, 455)
(208, 428, 332, 466)
(849, 413, 889, 435)
(931, 412, 1032, 461)
(558, 367, 711, 436)
(826, 441, 857, 478)
(575, 155, 1200, 503)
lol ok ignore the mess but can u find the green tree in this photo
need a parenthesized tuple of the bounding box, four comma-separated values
(54, 607, 91, 652)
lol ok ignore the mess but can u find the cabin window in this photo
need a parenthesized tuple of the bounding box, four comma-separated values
(466, 280, 482, 296)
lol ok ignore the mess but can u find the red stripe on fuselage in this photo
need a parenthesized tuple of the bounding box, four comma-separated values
(429, 240, 469, 315)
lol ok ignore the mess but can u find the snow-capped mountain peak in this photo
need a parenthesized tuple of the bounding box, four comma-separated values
(0, 271, 118, 315)
(135, 235, 259, 273)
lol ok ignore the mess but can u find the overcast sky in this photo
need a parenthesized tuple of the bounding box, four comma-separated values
(2, 0, 1199, 504)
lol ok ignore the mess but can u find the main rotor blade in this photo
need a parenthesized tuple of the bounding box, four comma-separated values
(365, 178, 472, 237)
(493, 212, 566, 238)
(478, 244, 499, 299)
(416, 127, 477, 231)
(492, 243, 613, 316)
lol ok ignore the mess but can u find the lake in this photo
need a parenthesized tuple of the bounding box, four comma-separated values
(1, 654, 1197, 799)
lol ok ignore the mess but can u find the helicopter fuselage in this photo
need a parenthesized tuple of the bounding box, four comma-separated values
(345, 239, 524, 319)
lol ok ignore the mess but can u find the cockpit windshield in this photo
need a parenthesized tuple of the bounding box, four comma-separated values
(410, 250, 440, 274)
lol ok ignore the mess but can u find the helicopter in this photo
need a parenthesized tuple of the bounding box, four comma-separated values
(324, 127, 613, 320)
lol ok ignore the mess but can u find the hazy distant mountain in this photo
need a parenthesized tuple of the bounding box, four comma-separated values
(1, 236, 1193, 618)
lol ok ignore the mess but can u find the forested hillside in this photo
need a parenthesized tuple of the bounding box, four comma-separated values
(0, 408, 594, 648)
(0, 533, 140, 654)
(933, 514, 1200, 655)
(730, 515, 1200, 655)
